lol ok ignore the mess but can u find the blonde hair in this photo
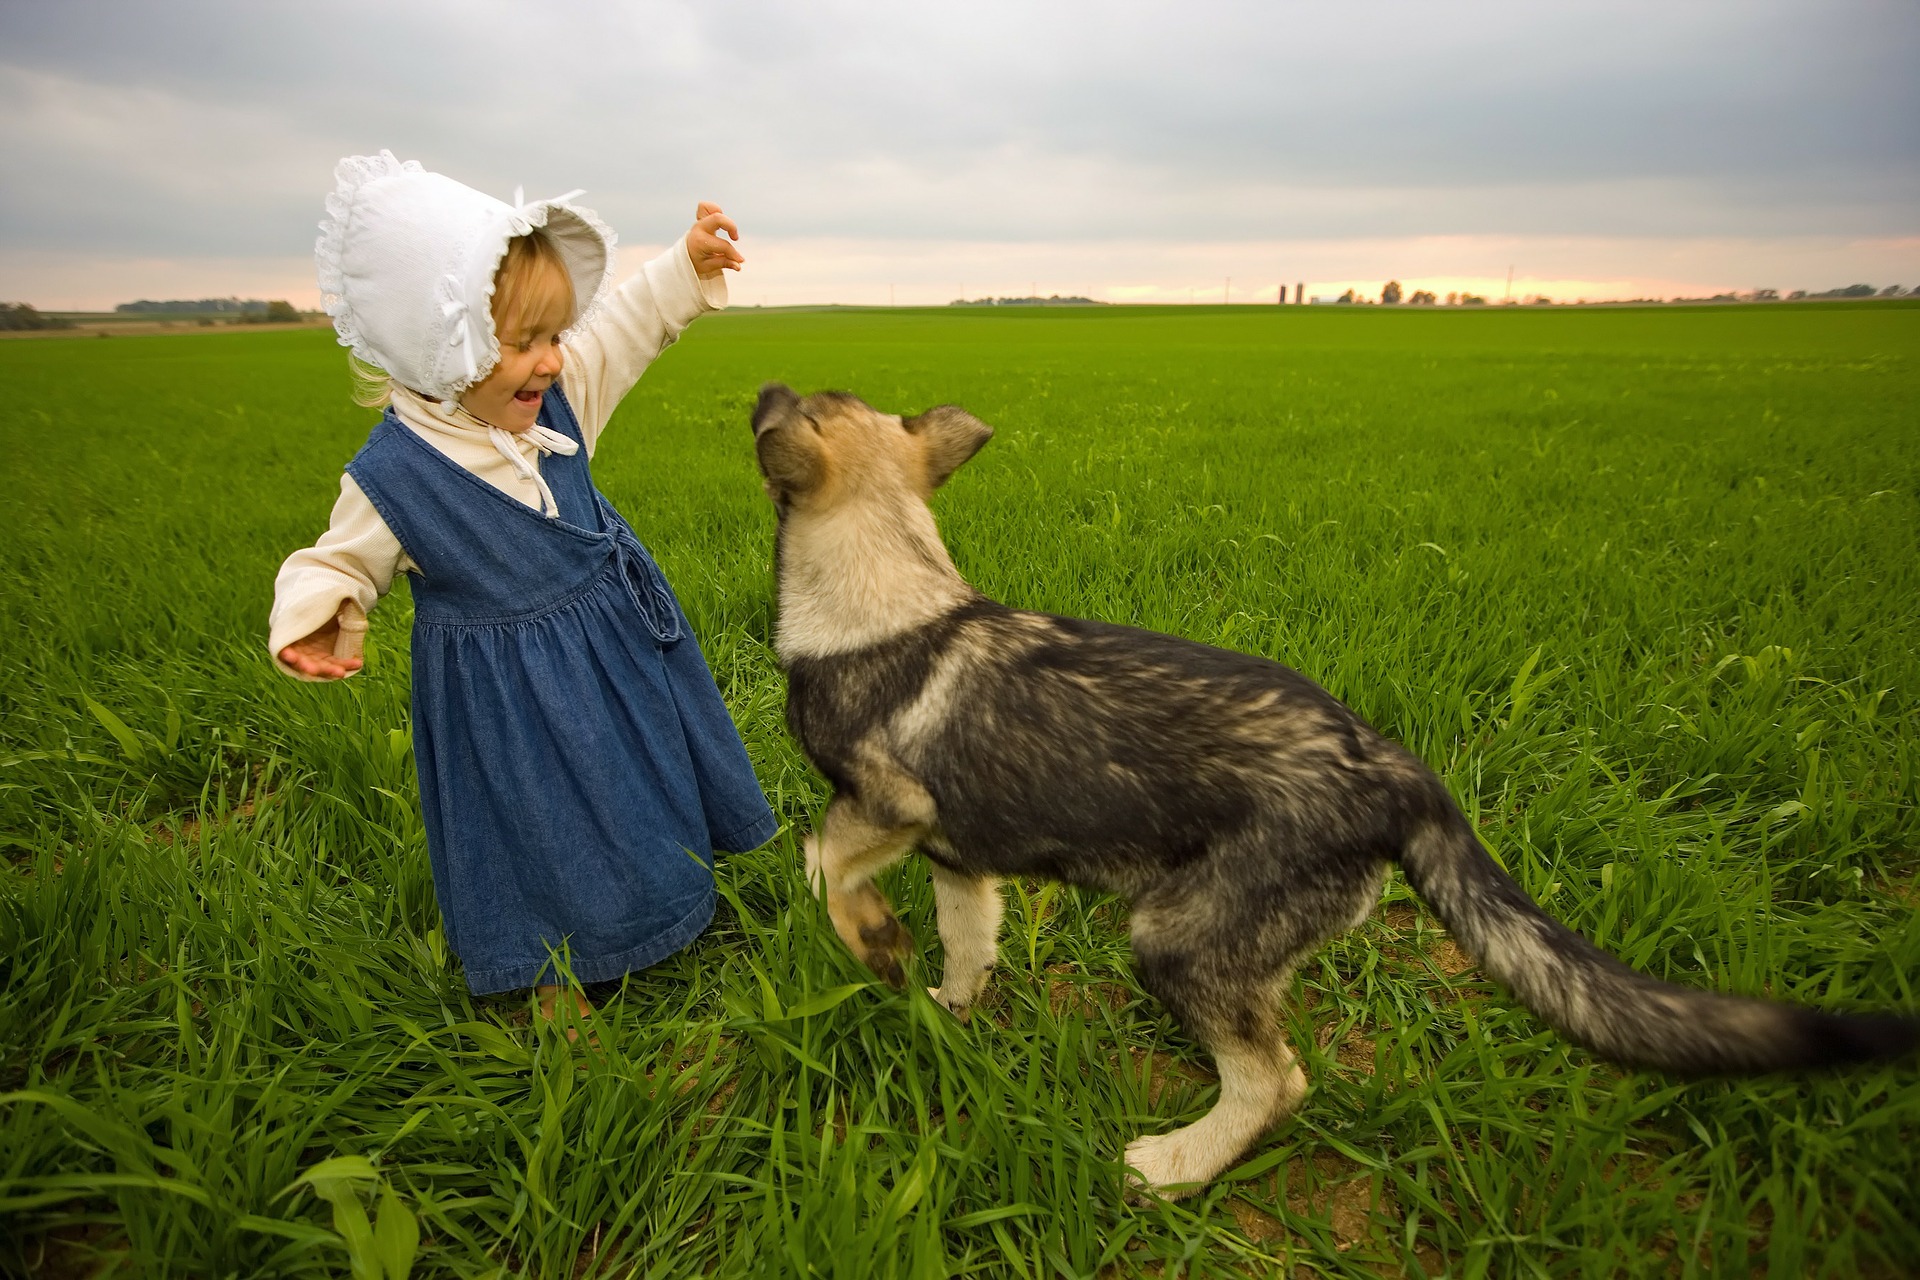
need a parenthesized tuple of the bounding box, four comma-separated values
(345, 229, 577, 409)
(493, 229, 577, 342)
(348, 353, 395, 409)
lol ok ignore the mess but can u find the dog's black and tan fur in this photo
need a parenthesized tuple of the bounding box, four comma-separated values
(751, 383, 1918, 1197)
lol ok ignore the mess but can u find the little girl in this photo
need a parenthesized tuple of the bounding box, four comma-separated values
(271, 151, 776, 1019)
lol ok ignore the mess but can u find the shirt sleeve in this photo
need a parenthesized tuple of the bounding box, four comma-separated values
(560, 235, 727, 456)
(267, 473, 412, 680)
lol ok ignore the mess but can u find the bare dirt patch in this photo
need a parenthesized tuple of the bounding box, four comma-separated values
(1219, 1150, 1452, 1278)
(1125, 1045, 1215, 1109)
(1044, 961, 1136, 1019)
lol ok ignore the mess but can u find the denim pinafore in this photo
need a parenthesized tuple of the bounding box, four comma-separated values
(346, 386, 776, 994)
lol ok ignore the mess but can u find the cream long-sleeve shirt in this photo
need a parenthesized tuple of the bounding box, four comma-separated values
(268, 238, 724, 677)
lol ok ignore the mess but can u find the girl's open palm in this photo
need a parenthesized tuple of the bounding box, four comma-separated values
(278, 600, 366, 680)
(689, 202, 744, 279)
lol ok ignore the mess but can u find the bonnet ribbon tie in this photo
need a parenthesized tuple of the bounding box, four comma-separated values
(488, 424, 577, 519)
(442, 289, 479, 385)
(509, 186, 587, 235)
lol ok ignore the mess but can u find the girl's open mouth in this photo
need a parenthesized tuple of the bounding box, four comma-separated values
(514, 389, 542, 404)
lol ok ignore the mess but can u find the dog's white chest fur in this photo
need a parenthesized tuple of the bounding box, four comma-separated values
(775, 499, 969, 661)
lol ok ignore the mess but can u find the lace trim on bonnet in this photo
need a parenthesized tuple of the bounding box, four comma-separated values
(315, 151, 419, 372)
(315, 150, 618, 399)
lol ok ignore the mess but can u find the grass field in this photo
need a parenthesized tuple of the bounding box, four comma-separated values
(2, 302, 1917, 1278)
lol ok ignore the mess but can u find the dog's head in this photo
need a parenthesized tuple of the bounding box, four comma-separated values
(750, 383, 993, 515)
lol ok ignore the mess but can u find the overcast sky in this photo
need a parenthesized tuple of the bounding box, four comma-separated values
(3, 0, 1915, 308)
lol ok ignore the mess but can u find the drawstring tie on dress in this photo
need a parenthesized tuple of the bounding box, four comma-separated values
(613, 531, 684, 644)
(485, 418, 680, 643)
(488, 423, 578, 519)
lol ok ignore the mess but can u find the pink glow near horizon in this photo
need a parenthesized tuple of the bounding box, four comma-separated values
(6, 235, 1915, 313)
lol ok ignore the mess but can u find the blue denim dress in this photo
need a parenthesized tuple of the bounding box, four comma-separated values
(346, 386, 777, 994)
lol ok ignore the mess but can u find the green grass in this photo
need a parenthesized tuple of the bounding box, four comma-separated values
(2, 301, 1917, 1278)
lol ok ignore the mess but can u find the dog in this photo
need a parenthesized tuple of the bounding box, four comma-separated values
(749, 383, 1918, 1198)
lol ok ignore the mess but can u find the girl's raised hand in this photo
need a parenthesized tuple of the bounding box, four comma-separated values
(688, 202, 744, 279)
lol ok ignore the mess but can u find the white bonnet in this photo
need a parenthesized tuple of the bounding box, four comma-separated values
(315, 150, 616, 401)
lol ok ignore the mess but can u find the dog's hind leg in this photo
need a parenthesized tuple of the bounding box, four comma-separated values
(1123, 1031, 1305, 1201)
(1122, 903, 1309, 1200)
(927, 864, 1003, 1021)
(806, 796, 927, 989)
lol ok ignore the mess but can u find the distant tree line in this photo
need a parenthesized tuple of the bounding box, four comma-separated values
(1799, 284, 1904, 299)
(0, 303, 72, 330)
(113, 298, 304, 322)
(1323, 281, 1911, 307)
(1334, 282, 1485, 305)
(949, 295, 1105, 307)
(118, 297, 269, 314)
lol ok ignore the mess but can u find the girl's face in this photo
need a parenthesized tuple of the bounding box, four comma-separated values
(459, 264, 572, 433)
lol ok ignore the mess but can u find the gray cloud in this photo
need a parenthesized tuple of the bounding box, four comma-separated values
(2, 0, 1914, 267)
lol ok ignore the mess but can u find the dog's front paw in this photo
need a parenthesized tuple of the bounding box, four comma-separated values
(927, 986, 973, 1025)
(1122, 1132, 1211, 1204)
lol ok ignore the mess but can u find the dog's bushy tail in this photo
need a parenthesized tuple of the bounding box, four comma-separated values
(1398, 801, 1918, 1075)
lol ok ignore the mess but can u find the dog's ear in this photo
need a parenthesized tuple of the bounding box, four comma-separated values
(753, 382, 800, 436)
(752, 384, 825, 498)
(904, 405, 994, 489)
